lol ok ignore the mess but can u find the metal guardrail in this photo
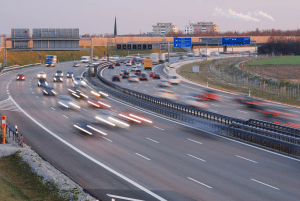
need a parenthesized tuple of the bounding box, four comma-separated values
(85, 67, 300, 157)
(4, 124, 23, 147)
(1, 63, 42, 73)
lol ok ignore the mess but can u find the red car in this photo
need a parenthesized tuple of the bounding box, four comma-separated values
(152, 72, 161, 79)
(16, 74, 25, 81)
(135, 70, 142, 75)
(115, 62, 121, 66)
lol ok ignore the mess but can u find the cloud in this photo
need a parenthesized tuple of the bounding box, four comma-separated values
(214, 7, 260, 22)
(257, 11, 275, 21)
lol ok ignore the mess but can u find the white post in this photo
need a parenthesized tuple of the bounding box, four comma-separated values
(249, 90, 251, 97)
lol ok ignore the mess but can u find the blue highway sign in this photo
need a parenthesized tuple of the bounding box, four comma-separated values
(222, 37, 251, 46)
(174, 38, 192, 47)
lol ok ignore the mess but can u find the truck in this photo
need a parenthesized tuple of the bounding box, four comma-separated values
(150, 53, 159, 65)
(159, 53, 166, 63)
(144, 59, 153, 70)
(201, 50, 211, 57)
(45, 55, 57, 67)
(81, 56, 90, 63)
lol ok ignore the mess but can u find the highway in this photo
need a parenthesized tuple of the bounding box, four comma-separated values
(1, 60, 300, 201)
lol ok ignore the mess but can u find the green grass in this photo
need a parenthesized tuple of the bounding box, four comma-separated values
(246, 56, 300, 65)
(0, 151, 66, 201)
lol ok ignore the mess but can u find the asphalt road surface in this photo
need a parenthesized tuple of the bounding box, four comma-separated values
(1, 60, 300, 201)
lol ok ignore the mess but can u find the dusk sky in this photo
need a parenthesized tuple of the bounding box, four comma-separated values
(0, 0, 298, 36)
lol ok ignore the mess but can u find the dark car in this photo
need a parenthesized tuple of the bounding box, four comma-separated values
(108, 64, 114, 69)
(135, 70, 142, 75)
(37, 78, 48, 87)
(122, 71, 131, 78)
(43, 86, 57, 96)
(153, 73, 161, 79)
(139, 73, 149, 81)
(16, 74, 25, 81)
(233, 96, 269, 109)
(66, 72, 74, 78)
(112, 74, 121, 81)
(115, 62, 121, 66)
(55, 70, 63, 77)
(53, 76, 63, 82)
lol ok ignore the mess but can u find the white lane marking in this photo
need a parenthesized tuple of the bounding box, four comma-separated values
(143, 90, 147, 92)
(208, 109, 217, 113)
(211, 104, 219, 107)
(188, 154, 206, 162)
(51, 107, 55, 110)
(102, 136, 113, 142)
(147, 138, 159, 143)
(236, 155, 258, 163)
(237, 116, 248, 120)
(154, 126, 164, 130)
(30, 88, 32, 90)
(237, 110, 248, 114)
(32, 92, 34, 94)
(107, 194, 144, 201)
(287, 109, 300, 114)
(36, 96, 39, 98)
(42, 101, 45, 104)
(188, 138, 203, 144)
(251, 179, 280, 190)
(135, 153, 151, 161)
(188, 177, 212, 189)
(7, 94, 167, 200)
(86, 72, 300, 163)
(63, 115, 68, 118)
(83, 108, 88, 111)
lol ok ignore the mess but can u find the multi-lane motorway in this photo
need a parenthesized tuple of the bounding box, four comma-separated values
(1, 58, 300, 201)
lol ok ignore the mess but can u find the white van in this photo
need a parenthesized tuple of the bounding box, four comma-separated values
(167, 75, 181, 84)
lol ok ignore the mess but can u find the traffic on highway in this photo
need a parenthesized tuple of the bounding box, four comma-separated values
(1, 54, 300, 201)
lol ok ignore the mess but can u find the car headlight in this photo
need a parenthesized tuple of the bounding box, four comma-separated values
(82, 81, 86, 85)
(55, 73, 58, 76)
(54, 78, 57, 81)
(43, 75, 46, 78)
(60, 78, 63, 81)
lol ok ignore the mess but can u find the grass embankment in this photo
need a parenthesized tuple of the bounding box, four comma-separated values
(246, 56, 300, 65)
(0, 151, 66, 201)
(177, 57, 300, 106)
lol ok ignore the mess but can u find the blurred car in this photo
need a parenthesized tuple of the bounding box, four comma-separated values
(139, 73, 149, 81)
(43, 86, 57, 96)
(93, 55, 99, 60)
(233, 96, 268, 109)
(66, 72, 74, 78)
(179, 56, 185, 60)
(37, 78, 48, 87)
(95, 110, 130, 129)
(138, 60, 144, 64)
(112, 74, 121, 81)
(115, 62, 121, 66)
(156, 89, 177, 101)
(118, 112, 152, 124)
(16, 74, 25, 81)
(68, 87, 89, 99)
(150, 72, 155, 77)
(108, 64, 114, 69)
(152, 72, 161, 79)
(55, 70, 63, 77)
(126, 60, 132, 66)
(122, 70, 131, 78)
(136, 62, 142, 67)
(74, 120, 107, 136)
(158, 79, 171, 87)
(184, 96, 209, 109)
(135, 69, 142, 75)
(190, 91, 222, 101)
(57, 95, 81, 110)
(131, 66, 137, 72)
(87, 97, 111, 109)
(37, 72, 46, 79)
(128, 75, 140, 82)
(167, 75, 181, 84)
(72, 76, 86, 87)
(73, 63, 80, 67)
(53, 75, 63, 82)
(119, 70, 125, 76)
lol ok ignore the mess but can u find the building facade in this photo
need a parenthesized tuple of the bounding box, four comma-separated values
(185, 22, 219, 35)
(152, 23, 178, 36)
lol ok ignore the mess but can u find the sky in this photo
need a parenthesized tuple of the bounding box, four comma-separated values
(0, 0, 299, 36)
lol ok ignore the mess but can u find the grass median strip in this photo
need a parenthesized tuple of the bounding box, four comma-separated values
(0, 151, 66, 201)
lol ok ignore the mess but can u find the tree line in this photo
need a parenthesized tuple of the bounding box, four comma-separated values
(258, 37, 300, 55)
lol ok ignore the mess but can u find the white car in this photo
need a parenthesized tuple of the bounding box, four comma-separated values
(95, 110, 130, 129)
(136, 62, 142, 67)
(184, 96, 209, 109)
(72, 76, 87, 87)
(128, 75, 140, 82)
(37, 72, 47, 79)
(156, 89, 177, 101)
(131, 66, 137, 72)
(167, 75, 181, 84)
(126, 61, 132, 66)
(57, 95, 81, 110)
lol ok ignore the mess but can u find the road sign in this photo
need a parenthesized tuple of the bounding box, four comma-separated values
(222, 37, 251, 46)
(174, 38, 192, 47)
